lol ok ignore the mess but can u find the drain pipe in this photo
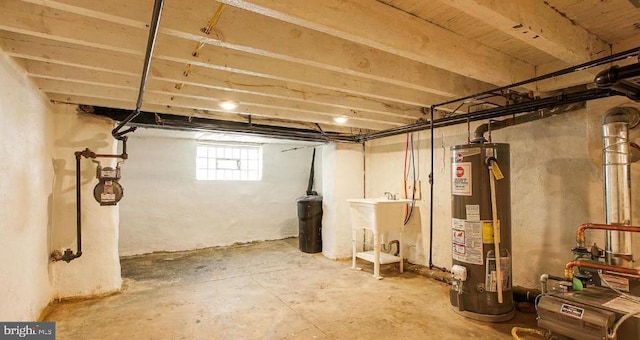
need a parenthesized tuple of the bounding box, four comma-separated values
(111, 0, 164, 138)
(602, 107, 640, 267)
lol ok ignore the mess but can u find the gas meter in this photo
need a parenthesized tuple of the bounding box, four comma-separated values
(93, 163, 124, 206)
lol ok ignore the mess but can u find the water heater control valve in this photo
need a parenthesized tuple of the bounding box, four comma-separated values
(452, 265, 468, 281)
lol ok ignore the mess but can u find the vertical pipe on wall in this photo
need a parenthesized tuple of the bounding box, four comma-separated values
(602, 107, 640, 267)
(429, 106, 435, 269)
(362, 142, 366, 198)
(75, 155, 82, 256)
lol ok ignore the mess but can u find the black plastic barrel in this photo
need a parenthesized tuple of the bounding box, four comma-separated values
(296, 195, 323, 253)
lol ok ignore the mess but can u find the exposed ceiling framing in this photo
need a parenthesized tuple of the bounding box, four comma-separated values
(1, 0, 639, 136)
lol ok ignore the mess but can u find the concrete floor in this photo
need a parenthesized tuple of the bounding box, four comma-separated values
(42, 239, 538, 339)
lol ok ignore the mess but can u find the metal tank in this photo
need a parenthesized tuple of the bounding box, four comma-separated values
(602, 107, 637, 267)
(449, 142, 514, 322)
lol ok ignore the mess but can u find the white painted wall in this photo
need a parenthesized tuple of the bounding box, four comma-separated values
(365, 97, 640, 288)
(0, 49, 123, 319)
(0, 52, 55, 320)
(118, 130, 318, 255)
(49, 105, 122, 299)
(321, 143, 364, 259)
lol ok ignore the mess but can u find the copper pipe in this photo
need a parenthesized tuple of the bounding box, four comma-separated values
(565, 260, 640, 279)
(576, 223, 640, 248)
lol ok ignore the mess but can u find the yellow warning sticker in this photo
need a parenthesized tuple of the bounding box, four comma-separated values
(482, 220, 500, 243)
(491, 163, 504, 180)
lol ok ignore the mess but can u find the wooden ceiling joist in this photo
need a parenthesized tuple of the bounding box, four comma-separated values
(0, 0, 637, 135)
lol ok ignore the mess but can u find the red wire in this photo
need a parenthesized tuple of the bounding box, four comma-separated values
(404, 133, 409, 218)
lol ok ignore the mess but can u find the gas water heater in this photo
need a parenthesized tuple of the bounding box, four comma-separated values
(450, 142, 514, 322)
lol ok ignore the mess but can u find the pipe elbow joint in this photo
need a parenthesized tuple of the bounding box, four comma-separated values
(539, 273, 549, 283)
(594, 66, 619, 88)
(539, 273, 549, 294)
(564, 262, 576, 280)
(60, 249, 82, 263)
(471, 124, 489, 144)
(601, 106, 638, 125)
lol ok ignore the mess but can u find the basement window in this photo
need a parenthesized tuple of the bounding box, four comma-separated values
(196, 144, 263, 181)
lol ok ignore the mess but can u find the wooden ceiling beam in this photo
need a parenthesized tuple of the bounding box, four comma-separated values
(17, 56, 423, 119)
(438, 0, 611, 65)
(34, 78, 399, 130)
(218, 0, 536, 88)
(17, 58, 418, 125)
(0, 4, 451, 107)
(21, 0, 497, 98)
(149, 60, 423, 119)
(155, 35, 445, 107)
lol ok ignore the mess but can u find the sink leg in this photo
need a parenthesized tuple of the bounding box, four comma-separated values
(373, 232, 382, 279)
(399, 232, 403, 273)
(351, 229, 357, 269)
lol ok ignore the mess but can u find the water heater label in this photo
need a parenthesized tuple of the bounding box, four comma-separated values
(482, 221, 499, 243)
(452, 162, 472, 196)
(452, 218, 483, 265)
(465, 205, 480, 221)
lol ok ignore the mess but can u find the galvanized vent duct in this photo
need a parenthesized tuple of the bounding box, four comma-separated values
(601, 106, 640, 267)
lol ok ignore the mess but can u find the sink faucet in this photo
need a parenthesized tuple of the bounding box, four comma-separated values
(383, 192, 397, 200)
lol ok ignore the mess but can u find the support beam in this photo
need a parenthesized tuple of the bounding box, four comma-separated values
(20, 0, 497, 98)
(439, 0, 610, 65)
(34, 78, 399, 130)
(18, 59, 417, 125)
(0, 5, 452, 107)
(218, 0, 536, 87)
(17, 57, 422, 119)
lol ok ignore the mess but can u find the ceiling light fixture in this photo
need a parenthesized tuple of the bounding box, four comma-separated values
(219, 100, 238, 111)
(333, 116, 348, 124)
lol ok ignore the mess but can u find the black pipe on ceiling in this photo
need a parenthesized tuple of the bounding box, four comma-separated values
(594, 62, 640, 101)
(359, 88, 613, 142)
(91, 107, 360, 143)
(432, 46, 640, 109)
(111, 0, 164, 139)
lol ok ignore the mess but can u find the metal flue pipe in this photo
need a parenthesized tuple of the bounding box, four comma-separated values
(602, 106, 640, 267)
(111, 0, 165, 138)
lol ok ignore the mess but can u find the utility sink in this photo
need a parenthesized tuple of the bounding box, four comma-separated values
(347, 198, 411, 279)
(347, 198, 411, 234)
